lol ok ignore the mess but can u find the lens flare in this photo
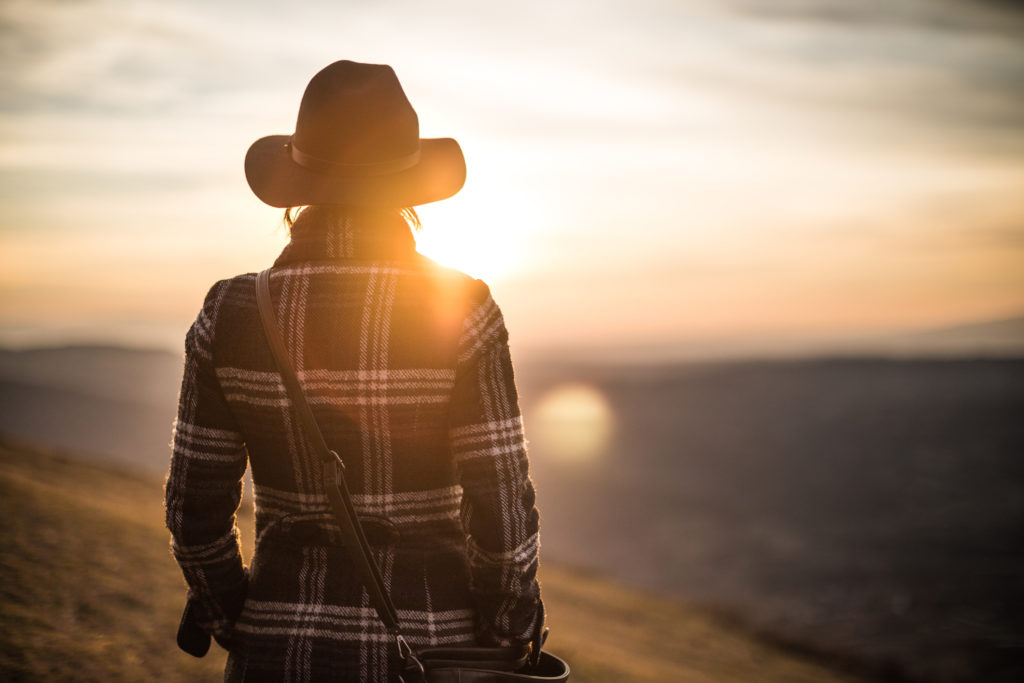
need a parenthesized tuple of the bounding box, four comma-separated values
(531, 383, 613, 461)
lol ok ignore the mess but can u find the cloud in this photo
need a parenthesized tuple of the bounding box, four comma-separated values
(636, 0, 1024, 157)
(1, 0, 1022, 347)
(1, 0, 206, 114)
(723, 0, 1024, 35)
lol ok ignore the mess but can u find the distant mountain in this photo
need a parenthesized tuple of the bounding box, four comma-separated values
(1, 313, 1021, 471)
(0, 346, 183, 475)
(860, 314, 1024, 356)
(0, 345, 183, 405)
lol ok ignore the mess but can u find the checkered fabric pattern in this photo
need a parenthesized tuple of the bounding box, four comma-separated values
(165, 207, 541, 682)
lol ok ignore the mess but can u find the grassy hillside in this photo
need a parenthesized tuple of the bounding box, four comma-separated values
(0, 437, 861, 682)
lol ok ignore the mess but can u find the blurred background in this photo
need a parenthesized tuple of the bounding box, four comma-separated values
(1, 0, 1022, 681)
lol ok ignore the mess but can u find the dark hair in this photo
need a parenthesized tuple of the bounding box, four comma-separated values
(283, 206, 420, 231)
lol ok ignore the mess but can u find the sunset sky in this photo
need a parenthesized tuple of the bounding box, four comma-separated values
(1, 0, 1022, 356)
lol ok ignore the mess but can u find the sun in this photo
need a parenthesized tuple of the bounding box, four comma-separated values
(414, 181, 537, 282)
(414, 218, 519, 281)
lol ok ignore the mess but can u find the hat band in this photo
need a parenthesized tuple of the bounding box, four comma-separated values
(288, 140, 421, 177)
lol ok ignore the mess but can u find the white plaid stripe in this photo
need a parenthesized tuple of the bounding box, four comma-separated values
(450, 416, 523, 440)
(467, 532, 539, 568)
(238, 604, 475, 645)
(350, 485, 462, 514)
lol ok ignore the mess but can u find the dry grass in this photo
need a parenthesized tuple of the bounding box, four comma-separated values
(0, 438, 860, 682)
(540, 565, 864, 682)
(0, 439, 236, 682)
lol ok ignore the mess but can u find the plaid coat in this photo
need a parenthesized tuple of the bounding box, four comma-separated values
(165, 208, 541, 681)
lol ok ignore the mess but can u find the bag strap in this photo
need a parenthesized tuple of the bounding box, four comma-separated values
(255, 268, 549, 674)
(255, 268, 401, 633)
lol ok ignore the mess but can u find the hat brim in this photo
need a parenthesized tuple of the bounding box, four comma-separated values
(245, 135, 466, 208)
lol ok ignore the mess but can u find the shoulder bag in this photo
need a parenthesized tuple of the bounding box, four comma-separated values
(256, 268, 570, 682)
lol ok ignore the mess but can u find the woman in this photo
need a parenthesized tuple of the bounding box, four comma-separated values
(165, 60, 541, 681)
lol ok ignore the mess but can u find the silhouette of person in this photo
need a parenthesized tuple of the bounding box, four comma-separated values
(166, 60, 542, 681)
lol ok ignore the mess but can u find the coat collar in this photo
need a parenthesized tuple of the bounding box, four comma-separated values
(273, 206, 417, 266)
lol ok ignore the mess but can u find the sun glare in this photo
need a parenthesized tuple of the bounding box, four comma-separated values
(415, 219, 519, 281)
(531, 383, 614, 461)
(415, 176, 540, 282)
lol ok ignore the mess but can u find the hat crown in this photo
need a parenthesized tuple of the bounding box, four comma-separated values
(292, 61, 420, 165)
(244, 59, 465, 208)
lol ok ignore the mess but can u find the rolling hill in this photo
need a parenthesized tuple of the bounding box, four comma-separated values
(0, 437, 859, 682)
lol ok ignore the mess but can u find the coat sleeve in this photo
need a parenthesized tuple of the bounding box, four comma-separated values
(449, 285, 541, 646)
(165, 280, 248, 642)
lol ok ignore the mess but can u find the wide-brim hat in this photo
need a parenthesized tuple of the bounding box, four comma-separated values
(245, 60, 466, 208)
